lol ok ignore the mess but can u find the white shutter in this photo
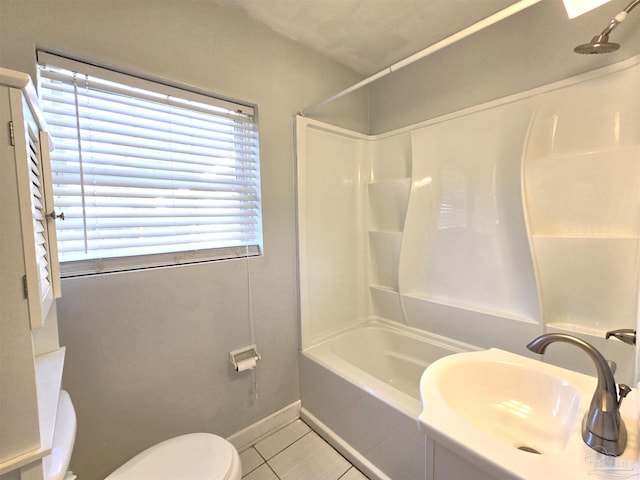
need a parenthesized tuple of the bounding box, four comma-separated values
(11, 89, 56, 328)
(40, 131, 61, 297)
(37, 52, 262, 276)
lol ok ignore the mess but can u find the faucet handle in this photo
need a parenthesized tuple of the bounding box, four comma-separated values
(605, 329, 636, 345)
(618, 384, 632, 406)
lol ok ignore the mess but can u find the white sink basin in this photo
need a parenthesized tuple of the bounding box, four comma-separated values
(438, 356, 581, 454)
(418, 348, 639, 479)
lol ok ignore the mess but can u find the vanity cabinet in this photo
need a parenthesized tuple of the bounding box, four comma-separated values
(0, 68, 64, 480)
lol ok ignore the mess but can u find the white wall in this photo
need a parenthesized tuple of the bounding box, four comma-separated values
(0, 1, 367, 479)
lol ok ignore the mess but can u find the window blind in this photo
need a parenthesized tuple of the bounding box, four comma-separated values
(37, 52, 262, 276)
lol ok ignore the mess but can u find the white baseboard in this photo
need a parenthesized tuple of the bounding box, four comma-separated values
(300, 407, 391, 480)
(227, 400, 301, 451)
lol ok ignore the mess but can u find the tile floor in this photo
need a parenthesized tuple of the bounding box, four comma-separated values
(240, 419, 370, 480)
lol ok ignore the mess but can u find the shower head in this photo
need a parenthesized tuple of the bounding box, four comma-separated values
(574, 0, 640, 54)
(574, 34, 620, 54)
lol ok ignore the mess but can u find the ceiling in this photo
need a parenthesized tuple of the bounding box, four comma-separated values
(215, 0, 640, 131)
(216, 0, 526, 75)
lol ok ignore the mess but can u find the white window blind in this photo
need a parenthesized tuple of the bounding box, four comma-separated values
(37, 52, 262, 276)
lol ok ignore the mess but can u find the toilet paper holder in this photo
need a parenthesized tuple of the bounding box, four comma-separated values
(230, 344, 261, 372)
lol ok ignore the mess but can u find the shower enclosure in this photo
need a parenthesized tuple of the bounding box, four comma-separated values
(296, 56, 640, 479)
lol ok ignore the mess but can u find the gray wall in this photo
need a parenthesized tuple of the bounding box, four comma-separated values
(0, 1, 367, 479)
(369, 0, 640, 133)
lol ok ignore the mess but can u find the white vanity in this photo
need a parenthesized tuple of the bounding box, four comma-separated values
(418, 349, 639, 480)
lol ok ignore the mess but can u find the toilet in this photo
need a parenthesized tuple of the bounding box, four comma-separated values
(45, 391, 242, 480)
(105, 433, 241, 480)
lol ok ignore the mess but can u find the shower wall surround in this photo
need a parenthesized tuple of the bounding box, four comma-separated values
(297, 56, 640, 384)
(522, 60, 640, 378)
(297, 124, 371, 347)
(400, 98, 540, 351)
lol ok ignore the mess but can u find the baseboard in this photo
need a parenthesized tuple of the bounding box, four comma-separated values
(300, 407, 391, 480)
(227, 400, 301, 451)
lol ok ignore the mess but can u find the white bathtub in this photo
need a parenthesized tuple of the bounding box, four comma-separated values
(300, 320, 477, 480)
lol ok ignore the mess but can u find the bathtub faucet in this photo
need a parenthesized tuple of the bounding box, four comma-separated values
(526, 333, 631, 456)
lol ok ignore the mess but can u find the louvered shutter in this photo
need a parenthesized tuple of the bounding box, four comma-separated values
(11, 89, 58, 329)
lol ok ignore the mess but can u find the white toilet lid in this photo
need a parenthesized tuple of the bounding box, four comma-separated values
(106, 433, 237, 480)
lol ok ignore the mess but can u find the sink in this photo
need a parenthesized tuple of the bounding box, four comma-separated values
(418, 348, 639, 479)
(438, 357, 581, 454)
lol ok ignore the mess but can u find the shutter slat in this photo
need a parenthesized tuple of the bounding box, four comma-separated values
(32, 193, 44, 210)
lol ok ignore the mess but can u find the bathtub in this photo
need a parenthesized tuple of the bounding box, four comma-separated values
(300, 320, 477, 480)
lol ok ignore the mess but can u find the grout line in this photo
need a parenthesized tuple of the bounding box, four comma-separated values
(264, 431, 312, 480)
(239, 447, 266, 478)
(255, 447, 268, 463)
(336, 467, 352, 480)
(268, 429, 313, 461)
(246, 421, 368, 480)
(334, 461, 354, 480)
(266, 462, 282, 480)
(238, 415, 302, 453)
(261, 426, 313, 461)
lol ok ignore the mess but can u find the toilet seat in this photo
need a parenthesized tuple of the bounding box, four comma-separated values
(105, 433, 241, 480)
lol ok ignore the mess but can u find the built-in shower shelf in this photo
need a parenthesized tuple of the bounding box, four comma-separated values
(401, 292, 538, 324)
(545, 322, 610, 337)
(370, 284, 398, 293)
(369, 231, 402, 291)
(369, 286, 404, 323)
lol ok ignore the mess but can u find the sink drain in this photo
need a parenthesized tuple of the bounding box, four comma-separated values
(516, 445, 542, 454)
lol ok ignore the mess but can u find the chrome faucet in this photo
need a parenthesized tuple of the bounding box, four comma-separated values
(526, 333, 631, 456)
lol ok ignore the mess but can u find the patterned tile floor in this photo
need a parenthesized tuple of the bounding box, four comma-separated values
(240, 420, 369, 480)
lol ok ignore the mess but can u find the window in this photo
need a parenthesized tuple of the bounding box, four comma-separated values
(37, 52, 262, 277)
